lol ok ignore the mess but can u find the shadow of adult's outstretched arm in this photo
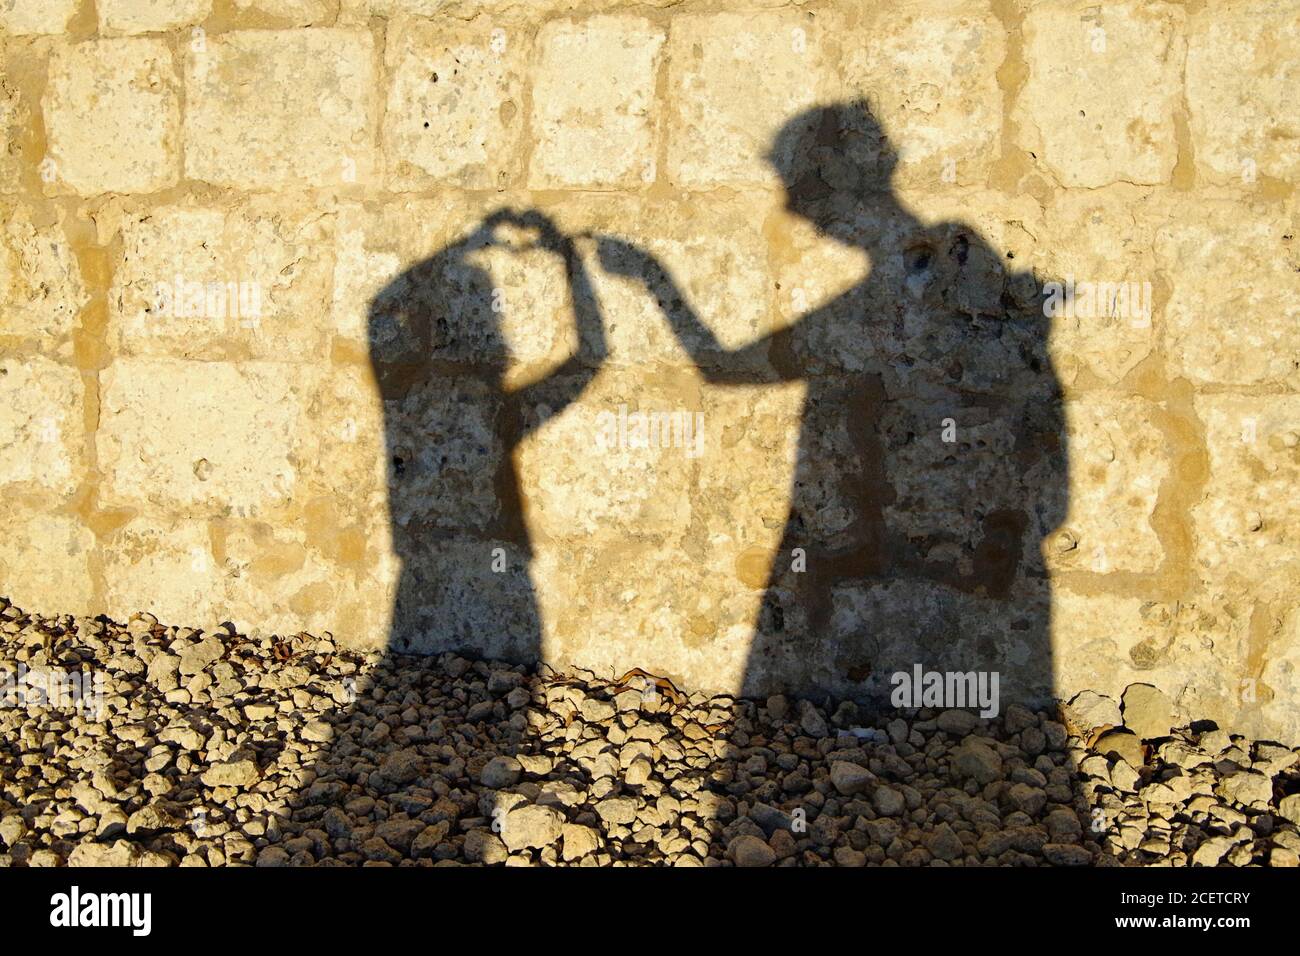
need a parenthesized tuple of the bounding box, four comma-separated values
(597, 236, 797, 386)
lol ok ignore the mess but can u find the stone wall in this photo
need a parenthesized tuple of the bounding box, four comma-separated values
(1, 0, 1297, 738)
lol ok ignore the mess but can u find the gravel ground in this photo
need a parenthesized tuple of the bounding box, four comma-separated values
(1, 598, 1297, 867)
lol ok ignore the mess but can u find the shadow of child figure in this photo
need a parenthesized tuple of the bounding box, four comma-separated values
(280, 209, 609, 865)
(600, 101, 1085, 865)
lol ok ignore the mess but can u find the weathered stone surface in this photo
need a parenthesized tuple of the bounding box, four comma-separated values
(667, 11, 830, 186)
(1052, 394, 1168, 574)
(842, 0, 1004, 187)
(109, 201, 333, 361)
(1186, 0, 1300, 185)
(102, 518, 225, 625)
(0, 0, 78, 35)
(44, 39, 181, 195)
(1016, 1, 1185, 187)
(0, 507, 94, 614)
(98, 0, 212, 34)
(383, 16, 525, 190)
(0, 356, 83, 495)
(99, 359, 311, 514)
(1156, 202, 1300, 388)
(529, 17, 663, 188)
(184, 29, 375, 189)
(1192, 394, 1300, 595)
(0, 204, 87, 342)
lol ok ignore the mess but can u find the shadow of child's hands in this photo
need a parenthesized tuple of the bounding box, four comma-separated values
(484, 207, 572, 257)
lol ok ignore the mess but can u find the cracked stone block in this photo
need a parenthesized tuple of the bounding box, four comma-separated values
(0, 356, 83, 496)
(98, 358, 312, 516)
(1039, 186, 1157, 387)
(0, 507, 94, 615)
(102, 518, 225, 626)
(842, 0, 1004, 187)
(184, 29, 375, 189)
(667, 10, 831, 187)
(0, 204, 88, 344)
(1016, 1, 1185, 187)
(516, 369, 694, 542)
(1155, 199, 1300, 388)
(229, 0, 332, 23)
(1186, 0, 1300, 186)
(1051, 394, 1168, 574)
(44, 38, 181, 196)
(1192, 394, 1300, 594)
(109, 201, 333, 361)
(0, 0, 78, 34)
(98, 0, 212, 34)
(528, 16, 664, 188)
(383, 16, 526, 190)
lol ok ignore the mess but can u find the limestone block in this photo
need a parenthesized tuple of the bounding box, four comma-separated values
(1186, 0, 1300, 186)
(0, 507, 94, 615)
(98, 359, 312, 516)
(516, 369, 695, 542)
(383, 16, 526, 190)
(229, 0, 331, 24)
(841, 0, 1004, 187)
(1155, 199, 1300, 387)
(0, 356, 83, 496)
(1016, 1, 1185, 187)
(109, 200, 333, 361)
(0, 0, 78, 35)
(1050, 394, 1168, 574)
(667, 11, 832, 187)
(184, 29, 375, 189)
(0, 204, 88, 344)
(528, 16, 664, 188)
(531, 540, 754, 695)
(1038, 186, 1158, 387)
(102, 518, 226, 626)
(0, 73, 27, 194)
(217, 519, 387, 642)
(44, 39, 181, 196)
(300, 364, 387, 514)
(98, 0, 212, 34)
(1192, 394, 1300, 594)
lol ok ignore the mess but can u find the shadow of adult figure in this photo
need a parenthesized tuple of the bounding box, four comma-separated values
(600, 100, 1066, 713)
(280, 209, 606, 865)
